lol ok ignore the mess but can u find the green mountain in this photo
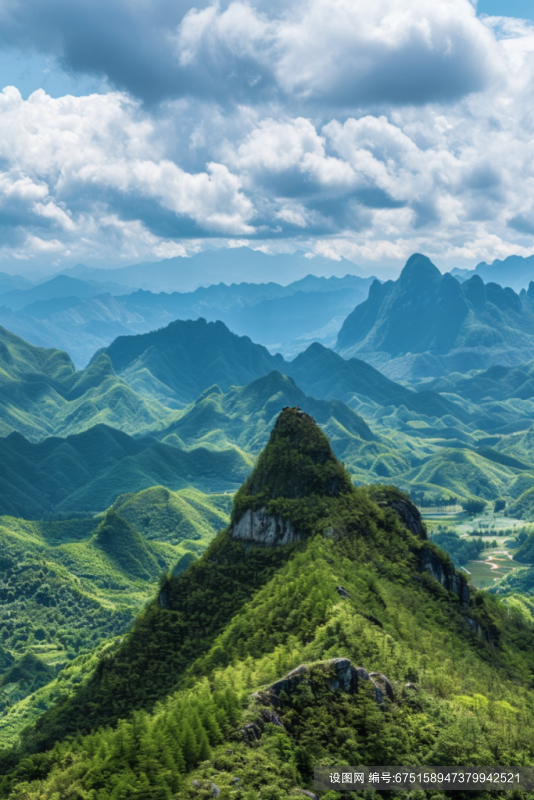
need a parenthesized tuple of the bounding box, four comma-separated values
(0, 325, 170, 441)
(99, 317, 285, 407)
(95, 510, 161, 580)
(100, 316, 467, 421)
(151, 370, 377, 467)
(0, 424, 250, 518)
(3, 410, 534, 799)
(403, 447, 523, 501)
(0, 488, 230, 744)
(110, 485, 232, 545)
(287, 342, 468, 421)
(337, 253, 534, 380)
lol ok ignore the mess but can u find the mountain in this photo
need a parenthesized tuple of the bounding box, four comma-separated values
(0, 273, 372, 368)
(58, 247, 368, 292)
(99, 317, 285, 407)
(0, 488, 230, 743)
(427, 362, 534, 402)
(0, 424, 251, 518)
(111, 485, 232, 545)
(0, 325, 172, 441)
(3, 409, 534, 797)
(151, 371, 384, 483)
(0, 272, 31, 293)
(337, 253, 534, 380)
(0, 275, 132, 312)
(99, 316, 467, 422)
(452, 254, 534, 293)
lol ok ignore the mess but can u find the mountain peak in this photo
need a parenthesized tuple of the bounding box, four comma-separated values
(232, 407, 353, 530)
(398, 253, 441, 284)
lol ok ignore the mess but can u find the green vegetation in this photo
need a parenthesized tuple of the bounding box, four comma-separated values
(0, 488, 231, 744)
(0, 424, 250, 518)
(462, 498, 487, 516)
(2, 409, 534, 799)
(0, 324, 172, 441)
(514, 530, 534, 564)
(430, 528, 486, 566)
(111, 486, 232, 545)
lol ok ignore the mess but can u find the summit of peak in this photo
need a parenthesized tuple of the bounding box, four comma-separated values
(231, 407, 353, 528)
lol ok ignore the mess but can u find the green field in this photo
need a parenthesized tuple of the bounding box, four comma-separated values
(463, 553, 523, 589)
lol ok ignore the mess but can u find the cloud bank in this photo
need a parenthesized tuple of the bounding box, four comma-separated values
(0, 0, 532, 271)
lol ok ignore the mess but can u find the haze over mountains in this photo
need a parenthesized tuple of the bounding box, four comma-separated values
(0, 270, 372, 367)
(337, 253, 534, 380)
(453, 254, 534, 293)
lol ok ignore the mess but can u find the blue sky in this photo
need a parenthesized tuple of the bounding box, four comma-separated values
(0, 0, 534, 277)
(478, 0, 534, 21)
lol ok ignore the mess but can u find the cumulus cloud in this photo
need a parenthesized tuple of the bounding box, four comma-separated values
(0, 0, 533, 269)
(0, 87, 254, 262)
(0, 0, 500, 106)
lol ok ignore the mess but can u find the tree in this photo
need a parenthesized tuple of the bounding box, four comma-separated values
(494, 499, 506, 513)
(461, 498, 486, 516)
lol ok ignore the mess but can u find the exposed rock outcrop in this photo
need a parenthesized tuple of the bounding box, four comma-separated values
(369, 672, 394, 704)
(463, 616, 494, 645)
(368, 487, 427, 540)
(241, 708, 284, 743)
(247, 657, 394, 737)
(419, 545, 470, 605)
(231, 507, 302, 546)
(294, 790, 318, 800)
(389, 498, 427, 540)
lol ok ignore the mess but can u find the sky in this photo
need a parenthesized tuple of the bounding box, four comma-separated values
(1, 0, 534, 276)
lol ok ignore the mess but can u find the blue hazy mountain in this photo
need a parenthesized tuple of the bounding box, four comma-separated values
(0, 275, 133, 312)
(451, 253, 534, 293)
(57, 246, 369, 292)
(0, 274, 372, 367)
(337, 253, 534, 380)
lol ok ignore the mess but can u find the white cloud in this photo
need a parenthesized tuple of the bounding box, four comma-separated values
(0, 0, 533, 270)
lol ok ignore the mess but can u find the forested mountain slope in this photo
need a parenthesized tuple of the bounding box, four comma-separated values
(2, 409, 534, 799)
(0, 424, 251, 518)
(0, 325, 170, 441)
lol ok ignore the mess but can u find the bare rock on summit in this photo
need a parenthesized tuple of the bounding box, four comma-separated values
(231, 507, 302, 546)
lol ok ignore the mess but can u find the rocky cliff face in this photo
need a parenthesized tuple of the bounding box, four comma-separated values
(336, 253, 534, 380)
(419, 545, 470, 605)
(231, 507, 302, 546)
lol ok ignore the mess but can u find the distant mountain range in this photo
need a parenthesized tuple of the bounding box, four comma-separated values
(0, 272, 372, 367)
(0, 275, 133, 312)
(6, 310, 534, 511)
(337, 253, 534, 380)
(56, 247, 371, 291)
(98, 316, 461, 421)
(452, 254, 534, 293)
